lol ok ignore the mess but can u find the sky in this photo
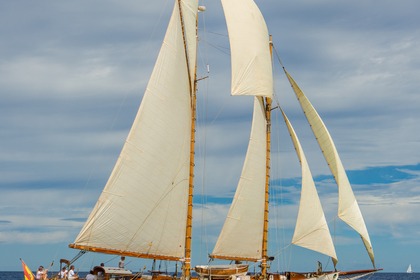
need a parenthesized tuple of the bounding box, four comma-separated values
(1, 0, 420, 274)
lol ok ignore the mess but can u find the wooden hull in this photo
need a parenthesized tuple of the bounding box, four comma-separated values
(141, 274, 178, 280)
(194, 264, 249, 279)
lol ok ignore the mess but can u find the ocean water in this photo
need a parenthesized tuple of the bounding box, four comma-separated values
(1, 272, 418, 280)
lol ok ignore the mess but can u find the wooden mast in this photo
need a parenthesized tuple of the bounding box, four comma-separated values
(260, 35, 273, 280)
(177, 1, 198, 279)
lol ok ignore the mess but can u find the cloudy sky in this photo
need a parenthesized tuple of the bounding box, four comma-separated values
(1, 0, 419, 274)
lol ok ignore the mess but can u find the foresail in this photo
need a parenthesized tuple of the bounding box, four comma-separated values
(281, 109, 338, 265)
(211, 97, 267, 261)
(70, 0, 198, 261)
(284, 70, 375, 267)
(221, 0, 273, 98)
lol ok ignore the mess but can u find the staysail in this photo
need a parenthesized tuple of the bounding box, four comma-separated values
(281, 109, 338, 266)
(70, 0, 198, 261)
(284, 70, 375, 267)
(211, 97, 268, 261)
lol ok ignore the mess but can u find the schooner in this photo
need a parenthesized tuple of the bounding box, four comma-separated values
(65, 1, 380, 280)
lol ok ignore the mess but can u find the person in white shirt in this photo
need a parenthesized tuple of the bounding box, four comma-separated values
(85, 270, 95, 280)
(35, 266, 48, 280)
(118, 256, 125, 269)
(68, 265, 79, 279)
(59, 267, 68, 279)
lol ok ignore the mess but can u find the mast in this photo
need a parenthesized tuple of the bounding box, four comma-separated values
(184, 70, 196, 279)
(177, 0, 199, 278)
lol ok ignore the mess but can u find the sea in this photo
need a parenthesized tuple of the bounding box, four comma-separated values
(0, 272, 419, 280)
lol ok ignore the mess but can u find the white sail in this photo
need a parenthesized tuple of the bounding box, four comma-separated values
(284, 70, 375, 267)
(407, 264, 412, 273)
(70, 0, 198, 260)
(212, 97, 267, 261)
(281, 109, 338, 265)
(221, 0, 273, 98)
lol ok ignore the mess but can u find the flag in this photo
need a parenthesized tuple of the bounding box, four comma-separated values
(20, 259, 35, 280)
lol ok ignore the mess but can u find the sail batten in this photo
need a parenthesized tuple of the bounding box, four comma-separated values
(71, 0, 198, 261)
(285, 70, 375, 267)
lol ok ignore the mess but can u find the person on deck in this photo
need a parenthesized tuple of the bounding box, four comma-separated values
(118, 256, 125, 269)
(97, 263, 105, 279)
(85, 270, 95, 280)
(36, 266, 48, 280)
(68, 265, 79, 279)
(59, 267, 67, 279)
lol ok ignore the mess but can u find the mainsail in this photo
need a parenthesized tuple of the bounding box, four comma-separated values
(284, 70, 375, 267)
(281, 109, 338, 266)
(70, 0, 199, 265)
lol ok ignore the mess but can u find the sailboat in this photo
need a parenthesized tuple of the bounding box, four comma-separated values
(66, 0, 379, 280)
(407, 264, 412, 273)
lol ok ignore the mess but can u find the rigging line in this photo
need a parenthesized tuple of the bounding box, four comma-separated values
(205, 30, 229, 38)
(270, 61, 291, 273)
(272, 69, 291, 273)
(272, 44, 286, 70)
(269, 107, 286, 271)
(271, 243, 292, 261)
(196, 0, 212, 262)
(271, 68, 291, 273)
(201, 39, 231, 56)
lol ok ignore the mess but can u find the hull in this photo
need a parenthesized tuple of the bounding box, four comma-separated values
(142, 275, 178, 280)
(283, 271, 339, 280)
(195, 264, 249, 279)
(339, 269, 382, 280)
